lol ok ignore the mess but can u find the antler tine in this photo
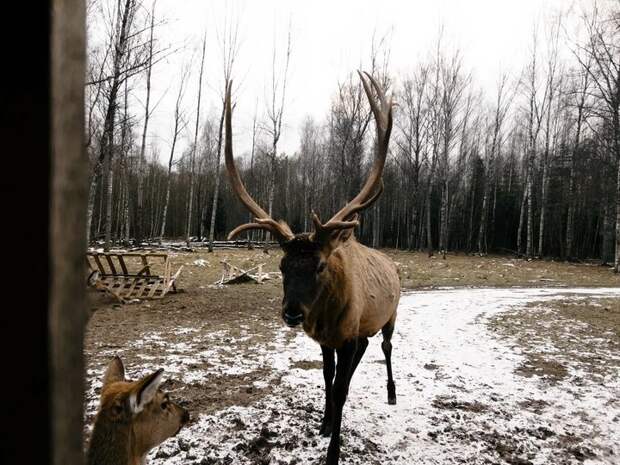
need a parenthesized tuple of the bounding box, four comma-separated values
(224, 79, 294, 242)
(228, 223, 273, 240)
(360, 71, 392, 133)
(224, 80, 268, 220)
(343, 179, 384, 221)
(311, 211, 359, 240)
(320, 72, 393, 229)
(364, 71, 389, 108)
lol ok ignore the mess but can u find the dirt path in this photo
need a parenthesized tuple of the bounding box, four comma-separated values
(85, 286, 620, 465)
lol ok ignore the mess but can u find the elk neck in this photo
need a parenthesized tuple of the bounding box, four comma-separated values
(301, 239, 355, 347)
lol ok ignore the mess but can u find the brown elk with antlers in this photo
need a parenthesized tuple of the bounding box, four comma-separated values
(224, 71, 399, 465)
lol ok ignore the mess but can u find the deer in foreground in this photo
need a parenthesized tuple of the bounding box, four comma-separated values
(224, 71, 399, 465)
(87, 356, 190, 465)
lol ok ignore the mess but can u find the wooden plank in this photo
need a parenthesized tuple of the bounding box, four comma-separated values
(86, 256, 95, 272)
(140, 255, 151, 276)
(164, 256, 170, 283)
(148, 279, 162, 297)
(125, 277, 143, 297)
(116, 254, 128, 275)
(92, 254, 107, 274)
(162, 266, 183, 296)
(104, 254, 118, 275)
(136, 265, 150, 276)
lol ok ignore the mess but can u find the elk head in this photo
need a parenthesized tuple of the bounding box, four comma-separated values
(224, 72, 393, 328)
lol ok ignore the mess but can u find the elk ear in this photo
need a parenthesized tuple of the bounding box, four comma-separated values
(102, 356, 126, 389)
(129, 369, 164, 414)
(337, 227, 355, 243)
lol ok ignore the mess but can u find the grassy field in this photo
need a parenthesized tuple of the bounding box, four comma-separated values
(107, 247, 620, 294)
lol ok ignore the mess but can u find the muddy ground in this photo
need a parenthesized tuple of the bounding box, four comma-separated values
(84, 248, 620, 464)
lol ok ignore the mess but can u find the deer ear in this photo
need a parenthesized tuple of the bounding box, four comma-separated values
(130, 369, 164, 414)
(102, 356, 126, 388)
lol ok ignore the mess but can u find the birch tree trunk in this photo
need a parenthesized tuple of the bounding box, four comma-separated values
(159, 133, 178, 242)
(159, 71, 187, 243)
(538, 155, 549, 256)
(186, 32, 206, 246)
(517, 181, 528, 256)
(103, 0, 134, 251)
(615, 112, 620, 272)
(208, 104, 226, 251)
(136, 1, 155, 245)
(525, 153, 535, 258)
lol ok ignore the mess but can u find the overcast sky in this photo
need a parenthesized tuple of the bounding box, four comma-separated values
(95, 0, 580, 162)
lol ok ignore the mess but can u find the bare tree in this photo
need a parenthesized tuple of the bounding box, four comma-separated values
(538, 15, 563, 257)
(136, 0, 157, 245)
(565, 61, 591, 259)
(207, 12, 240, 251)
(574, 3, 620, 271)
(159, 66, 189, 243)
(437, 49, 470, 258)
(186, 31, 207, 246)
(520, 26, 549, 258)
(396, 65, 430, 249)
(263, 20, 292, 245)
(478, 71, 515, 253)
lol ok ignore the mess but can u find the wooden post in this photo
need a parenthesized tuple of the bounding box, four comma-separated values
(50, 1, 87, 465)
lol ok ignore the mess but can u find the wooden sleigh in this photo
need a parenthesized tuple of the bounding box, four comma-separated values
(86, 252, 183, 303)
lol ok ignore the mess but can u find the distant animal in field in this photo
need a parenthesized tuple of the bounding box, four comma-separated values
(87, 356, 190, 465)
(224, 71, 399, 465)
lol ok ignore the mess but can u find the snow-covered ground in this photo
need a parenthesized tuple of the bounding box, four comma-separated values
(86, 287, 620, 465)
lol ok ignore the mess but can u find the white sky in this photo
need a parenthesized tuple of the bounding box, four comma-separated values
(97, 0, 581, 162)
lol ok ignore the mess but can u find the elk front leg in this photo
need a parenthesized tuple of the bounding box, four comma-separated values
(326, 337, 368, 465)
(319, 345, 335, 437)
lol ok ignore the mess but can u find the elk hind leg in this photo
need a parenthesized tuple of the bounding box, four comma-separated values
(381, 319, 396, 405)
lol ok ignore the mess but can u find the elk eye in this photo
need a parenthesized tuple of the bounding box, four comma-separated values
(112, 403, 123, 415)
(317, 261, 326, 273)
(161, 401, 169, 410)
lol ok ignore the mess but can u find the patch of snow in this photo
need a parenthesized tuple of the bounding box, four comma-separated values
(86, 287, 620, 464)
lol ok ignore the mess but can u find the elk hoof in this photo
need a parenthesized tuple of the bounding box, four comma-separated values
(387, 381, 396, 405)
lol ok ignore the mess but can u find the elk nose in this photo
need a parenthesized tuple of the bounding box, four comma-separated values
(181, 408, 190, 424)
(282, 303, 304, 327)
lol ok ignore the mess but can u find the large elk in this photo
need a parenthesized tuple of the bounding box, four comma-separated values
(224, 72, 399, 465)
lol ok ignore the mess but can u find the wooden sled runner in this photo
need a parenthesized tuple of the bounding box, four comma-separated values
(86, 252, 183, 303)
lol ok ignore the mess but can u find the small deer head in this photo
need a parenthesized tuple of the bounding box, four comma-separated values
(223, 72, 392, 328)
(88, 357, 190, 464)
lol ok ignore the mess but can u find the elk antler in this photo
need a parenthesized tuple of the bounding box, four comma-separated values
(313, 71, 393, 237)
(224, 80, 295, 242)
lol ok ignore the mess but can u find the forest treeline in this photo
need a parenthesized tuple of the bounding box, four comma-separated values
(86, 0, 620, 270)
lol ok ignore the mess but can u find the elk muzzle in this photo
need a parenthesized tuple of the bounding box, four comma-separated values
(282, 301, 305, 327)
